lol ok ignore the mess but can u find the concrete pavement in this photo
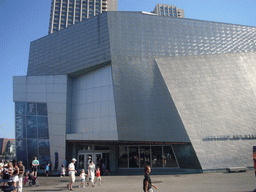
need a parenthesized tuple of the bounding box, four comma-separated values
(22, 170, 256, 192)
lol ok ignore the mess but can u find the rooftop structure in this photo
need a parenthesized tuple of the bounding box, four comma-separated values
(152, 3, 184, 18)
(49, 0, 118, 34)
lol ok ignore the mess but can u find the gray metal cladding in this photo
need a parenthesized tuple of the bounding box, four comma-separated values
(111, 56, 191, 142)
(107, 12, 256, 57)
(106, 12, 256, 143)
(27, 13, 111, 76)
(26, 11, 256, 146)
(156, 52, 256, 169)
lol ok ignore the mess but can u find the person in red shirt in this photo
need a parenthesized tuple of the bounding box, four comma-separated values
(94, 167, 102, 186)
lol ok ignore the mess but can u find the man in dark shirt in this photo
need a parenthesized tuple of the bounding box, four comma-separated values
(143, 165, 158, 192)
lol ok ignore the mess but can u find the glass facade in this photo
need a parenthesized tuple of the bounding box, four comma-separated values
(118, 145, 178, 168)
(15, 102, 50, 169)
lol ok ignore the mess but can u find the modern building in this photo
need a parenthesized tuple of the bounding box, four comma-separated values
(14, 11, 256, 173)
(0, 138, 16, 161)
(0, 138, 15, 155)
(152, 3, 184, 18)
(49, 0, 118, 34)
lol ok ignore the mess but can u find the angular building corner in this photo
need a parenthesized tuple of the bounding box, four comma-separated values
(14, 11, 256, 173)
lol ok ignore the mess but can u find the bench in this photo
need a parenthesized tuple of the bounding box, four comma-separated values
(226, 167, 247, 173)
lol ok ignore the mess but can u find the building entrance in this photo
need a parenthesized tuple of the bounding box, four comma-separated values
(78, 152, 109, 171)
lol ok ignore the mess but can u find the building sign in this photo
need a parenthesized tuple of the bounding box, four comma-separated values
(202, 134, 256, 141)
(15, 115, 25, 139)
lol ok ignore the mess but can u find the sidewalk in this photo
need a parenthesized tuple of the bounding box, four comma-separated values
(22, 170, 256, 192)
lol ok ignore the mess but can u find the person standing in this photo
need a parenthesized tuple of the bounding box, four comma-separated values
(18, 161, 25, 192)
(45, 164, 50, 177)
(0, 159, 4, 179)
(3, 162, 13, 186)
(12, 160, 19, 192)
(60, 164, 66, 177)
(143, 165, 158, 192)
(32, 157, 39, 177)
(67, 158, 77, 191)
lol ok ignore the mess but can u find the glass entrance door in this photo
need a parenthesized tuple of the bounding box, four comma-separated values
(78, 152, 102, 170)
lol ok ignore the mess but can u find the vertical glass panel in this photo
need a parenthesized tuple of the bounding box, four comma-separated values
(39, 141, 50, 169)
(95, 153, 102, 167)
(26, 102, 36, 115)
(140, 146, 151, 168)
(151, 146, 163, 168)
(37, 103, 47, 116)
(102, 153, 109, 170)
(118, 146, 128, 168)
(54, 152, 59, 171)
(163, 146, 178, 167)
(27, 139, 38, 167)
(27, 116, 37, 139)
(15, 102, 25, 115)
(37, 116, 49, 139)
(16, 139, 27, 168)
(129, 147, 139, 168)
(15, 115, 26, 139)
(79, 154, 85, 169)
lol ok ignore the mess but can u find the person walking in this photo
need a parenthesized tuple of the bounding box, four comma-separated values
(87, 161, 95, 187)
(18, 161, 25, 192)
(94, 167, 102, 186)
(143, 165, 158, 192)
(67, 158, 77, 191)
(32, 157, 39, 177)
(79, 169, 87, 188)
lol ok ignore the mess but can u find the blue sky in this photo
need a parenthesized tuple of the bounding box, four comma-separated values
(0, 0, 255, 139)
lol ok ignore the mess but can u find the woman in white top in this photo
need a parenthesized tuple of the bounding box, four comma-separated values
(87, 161, 95, 187)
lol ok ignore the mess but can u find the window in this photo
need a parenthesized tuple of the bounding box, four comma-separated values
(118, 145, 178, 168)
(151, 146, 162, 168)
(140, 146, 150, 168)
(163, 146, 178, 167)
(118, 147, 128, 168)
(129, 147, 139, 168)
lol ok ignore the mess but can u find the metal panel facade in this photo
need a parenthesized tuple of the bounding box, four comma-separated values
(27, 13, 111, 76)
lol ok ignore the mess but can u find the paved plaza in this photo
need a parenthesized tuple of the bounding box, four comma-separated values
(22, 170, 256, 192)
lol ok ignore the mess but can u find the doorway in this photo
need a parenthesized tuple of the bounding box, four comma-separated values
(78, 152, 109, 172)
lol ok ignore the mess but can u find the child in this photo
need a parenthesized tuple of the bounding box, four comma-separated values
(94, 167, 102, 186)
(79, 169, 87, 188)
(23, 171, 29, 186)
(60, 164, 66, 177)
(45, 164, 50, 177)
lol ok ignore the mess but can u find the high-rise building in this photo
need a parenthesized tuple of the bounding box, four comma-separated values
(48, 0, 118, 34)
(152, 3, 184, 18)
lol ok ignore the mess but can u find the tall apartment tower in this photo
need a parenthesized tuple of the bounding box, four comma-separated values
(152, 4, 184, 18)
(49, 0, 118, 34)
